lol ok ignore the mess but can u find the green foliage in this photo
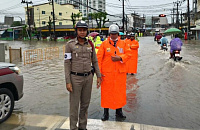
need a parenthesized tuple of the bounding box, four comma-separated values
(11, 21, 21, 27)
(88, 12, 109, 28)
(22, 25, 28, 38)
(71, 12, 82, 28)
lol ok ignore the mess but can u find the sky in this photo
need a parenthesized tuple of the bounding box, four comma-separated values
(0, 0, 193, 23)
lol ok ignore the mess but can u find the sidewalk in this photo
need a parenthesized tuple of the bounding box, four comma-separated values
(58, 118, 188, 130)
(2, 113, 188, 130)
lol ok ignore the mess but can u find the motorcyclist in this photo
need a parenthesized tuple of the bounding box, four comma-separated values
(169, 34, 183, 59)
(156, 33, 162, 43)
(160, 34, 168, 50)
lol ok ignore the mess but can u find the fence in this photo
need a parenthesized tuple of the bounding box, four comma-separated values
(63, 45, 65, 56)
(44, 47, 59, 60)
(23, 46, 62, 65)
(9, 47, 22, 63)
(23, 48, 43, 65)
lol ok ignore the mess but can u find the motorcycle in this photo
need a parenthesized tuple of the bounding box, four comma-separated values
(162, 43, 168, 51)
(157, 39, 161, 44)
(172, 50, 182, 61)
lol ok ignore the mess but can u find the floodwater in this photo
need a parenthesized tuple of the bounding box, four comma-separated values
(0, 37, 200, 129)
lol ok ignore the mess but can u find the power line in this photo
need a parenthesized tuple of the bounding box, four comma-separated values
(70, 0, 122, 18)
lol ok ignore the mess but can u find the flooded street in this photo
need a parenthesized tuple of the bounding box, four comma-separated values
(0, 37, 200, 129)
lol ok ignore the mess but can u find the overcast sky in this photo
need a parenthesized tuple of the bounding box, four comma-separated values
(0, 0, 193, 23)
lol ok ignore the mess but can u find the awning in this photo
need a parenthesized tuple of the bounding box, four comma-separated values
(190, 27, 200, 30)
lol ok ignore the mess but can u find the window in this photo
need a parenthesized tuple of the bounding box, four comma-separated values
(59, 22, 62, 25)
(51, 12, 53, 15)
(42, 11, 45, 14)
(59, 12, 62, 16)
(42, 21, 46, 25)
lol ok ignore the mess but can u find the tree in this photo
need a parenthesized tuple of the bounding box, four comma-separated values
(11, 21, 21, 27)
(71, 12, 82, 28)
(71, 13, 76, 28)
(88, 12, 109, 28)
(76, 12, 82, 21)
(101, 12, 109, 28)
(22, 25, 28, 38)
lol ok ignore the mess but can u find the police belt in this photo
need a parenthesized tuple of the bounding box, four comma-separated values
(71, 71, 91, 76)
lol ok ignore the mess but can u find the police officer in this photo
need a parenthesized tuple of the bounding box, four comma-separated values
(64, 21, 101, 130)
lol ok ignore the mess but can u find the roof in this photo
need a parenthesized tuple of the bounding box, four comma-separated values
(0, 26, 24, 31)
(31, 2, 77, 8)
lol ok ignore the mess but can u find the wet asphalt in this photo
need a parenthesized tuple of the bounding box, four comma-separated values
(0, 36, 200, 129)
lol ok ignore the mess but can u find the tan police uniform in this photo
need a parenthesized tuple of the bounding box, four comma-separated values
(64, 37, 101, 130)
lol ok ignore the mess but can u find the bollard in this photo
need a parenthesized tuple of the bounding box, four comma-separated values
(0, 43, 5, 62)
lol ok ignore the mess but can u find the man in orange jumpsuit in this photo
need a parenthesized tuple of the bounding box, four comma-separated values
(124, 33, 130, 43)
(126, 33, 139, 75)
(97, 24, 131, 121)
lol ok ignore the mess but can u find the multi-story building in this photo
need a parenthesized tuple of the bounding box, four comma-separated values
(55, 0, 106, 17)
(25, 2, 81, 28)
(55, 0, 81, 9)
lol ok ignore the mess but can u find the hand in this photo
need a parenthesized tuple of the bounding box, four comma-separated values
(66, 83, 73, 92)
(111, 55, 122, 62)
(97, 77, 101, 89)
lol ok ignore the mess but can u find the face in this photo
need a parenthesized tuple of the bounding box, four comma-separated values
(130, 36, 135, 40)
(110, 33, 118, 40)
(77, 28, 87, 38)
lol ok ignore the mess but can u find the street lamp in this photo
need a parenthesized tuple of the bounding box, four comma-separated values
(16, 16, 23, 25)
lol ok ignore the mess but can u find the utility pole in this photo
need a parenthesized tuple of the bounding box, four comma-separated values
(21, 0, 33, 40)
(122, 0, 125, 33)
(173, 0, 183, 28)
(126, 15, 128, 31)
(143, 14, 145, 29)
(187, 0, 190, 40)
(152, 15, 153, 29)
(37, 7, 41, 40)
(87, 0, 90, 33)
(134, 11, 136, 32)
(173, 8, 175, 26)
(131, 12, 136, 32)
(119, 0, 125, 33)
(48, 16, 52, 39)
(176, 2, 179, 28)
(181, 11, 183, 27)
(51, 0, 56, 41)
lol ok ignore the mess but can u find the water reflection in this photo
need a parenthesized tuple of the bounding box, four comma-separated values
(123, 75, 139, 113)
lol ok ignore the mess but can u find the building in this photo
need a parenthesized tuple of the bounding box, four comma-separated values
(55, 0, 106, 17)
(190, 0, 200, 39)
(55, 0, 81, 9)
(127, 13, 145, 31)
(25, 2, 81, 28)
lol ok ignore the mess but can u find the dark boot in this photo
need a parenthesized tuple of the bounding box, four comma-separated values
(101, 108, 109, 121)
(169, 53, 173, 59)
(116, 108, 126, 118)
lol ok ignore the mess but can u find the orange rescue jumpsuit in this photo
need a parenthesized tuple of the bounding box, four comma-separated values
(97, 37, 131, 109)
(126, 39, 139, 74)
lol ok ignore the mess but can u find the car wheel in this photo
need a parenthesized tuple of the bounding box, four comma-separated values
(0, 88, 14, 123)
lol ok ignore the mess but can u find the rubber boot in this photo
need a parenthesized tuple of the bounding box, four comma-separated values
(116, 108, 126, 118)
(101, 108, 109, 121)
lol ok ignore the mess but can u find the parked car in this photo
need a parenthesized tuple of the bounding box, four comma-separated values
(0, 62, 24, 123)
